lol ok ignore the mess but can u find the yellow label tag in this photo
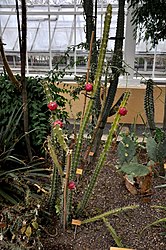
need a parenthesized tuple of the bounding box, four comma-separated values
(89, 151, 94, 156)
(110, 248, 134, 250)
(72, 219, 81, 226)
(76, 168, 83, 175)
(164, 163, 166, 169)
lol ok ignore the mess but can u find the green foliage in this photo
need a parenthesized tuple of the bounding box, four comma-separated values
(129, 0, 166, 46)
(0, 74, 69, 152)
(146, 129, 166, 163)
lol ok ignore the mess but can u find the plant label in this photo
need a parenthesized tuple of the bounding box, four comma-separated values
(164, 163, 166, 169)
(110, 248, 134, 250)
(72, 219, 81, 226)
(89, 151, 94, 156)
(76, 168, 83, 175)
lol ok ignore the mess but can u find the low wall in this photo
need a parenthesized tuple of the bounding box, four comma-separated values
(63, 83, 165, 125)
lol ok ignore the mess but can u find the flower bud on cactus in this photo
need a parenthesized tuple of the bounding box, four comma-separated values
(53, 120, 63, 128)
(47, 101, 58, 111)
(68, 181, 76, 190)
(85, 83, 93, 92)
(118, 107, 128, 116)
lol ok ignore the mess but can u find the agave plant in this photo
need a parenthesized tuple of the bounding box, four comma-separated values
(0, 107, 51, 206)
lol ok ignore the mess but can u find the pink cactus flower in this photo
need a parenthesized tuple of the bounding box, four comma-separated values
(47, 101, 58, 111)
(118, 107, 128, 116)
(85, 83, 93, 92)
(68, 181, 76, 190)
(53, 120, 63, 128)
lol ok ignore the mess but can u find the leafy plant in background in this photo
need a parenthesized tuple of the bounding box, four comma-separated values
(146, 127, 166, 176)
(0, 74, 70, 154)
(0, 93, 51, 206)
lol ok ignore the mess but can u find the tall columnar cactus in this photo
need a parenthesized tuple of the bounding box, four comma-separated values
(43, 81, 69, 212)
(70, 4, 112, 180)
(76, 91, 130, 216)
(144, 79, 155, 131)
(43, 81, 69, 152)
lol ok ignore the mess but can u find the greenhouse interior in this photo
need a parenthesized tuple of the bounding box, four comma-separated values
(0, 1, 166, 250)
(0, 0, 165, 83)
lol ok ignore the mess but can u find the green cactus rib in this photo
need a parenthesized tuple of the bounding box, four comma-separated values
(43, 81, 69, 152)
(102, 217, 124, 247)
(52, 126, 68, 152)
(81, 204, 138, 224)
(42, 81, 53, 102)
(76, 92, 130, 216)
(47, 136, 64, 179)
(71, 4, 112, 179)
(144, 79, 155, 130)
(49, 161, 58, 210)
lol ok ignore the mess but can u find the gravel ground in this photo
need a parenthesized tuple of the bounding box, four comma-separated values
(41, 144, 166, 250)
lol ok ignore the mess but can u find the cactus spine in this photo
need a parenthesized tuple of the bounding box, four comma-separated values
(76, 91, 130, 216)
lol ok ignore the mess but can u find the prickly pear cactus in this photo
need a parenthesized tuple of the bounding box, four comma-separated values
(117, 135, 136, 164)
(146, 137, 158, 162)
(121, 162, 150, 177)
(144, 79, 155, 131)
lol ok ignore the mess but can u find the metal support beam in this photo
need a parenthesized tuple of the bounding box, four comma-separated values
(124, 2, 136, 79)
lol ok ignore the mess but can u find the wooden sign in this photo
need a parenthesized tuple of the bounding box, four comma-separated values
(76, 168, 83, 175)
(110, 248, 134, 250)
(72, 219, 81, 226)
(89, 151, 94, 156)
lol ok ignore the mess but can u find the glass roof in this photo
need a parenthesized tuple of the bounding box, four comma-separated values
(0, 1, 165, 55)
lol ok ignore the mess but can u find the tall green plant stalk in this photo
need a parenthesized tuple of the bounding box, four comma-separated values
(21, 0, 32, 160)
(103, 217, 124, 247)
(76, 91, 130, 216)
(70, 4, 112, 180)
(81, 204, 138, 224)
(92, 0, 125, 154)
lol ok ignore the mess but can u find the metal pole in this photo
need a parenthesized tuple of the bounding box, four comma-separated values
(124, 1, 136, 79)
(26, 52, 29, 75)
(48, 0, 52, 70)
(152, 46, 157, 79)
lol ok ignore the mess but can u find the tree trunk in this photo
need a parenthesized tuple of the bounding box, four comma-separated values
(82, 0, 95, 48)
(21, 0, 32, 160)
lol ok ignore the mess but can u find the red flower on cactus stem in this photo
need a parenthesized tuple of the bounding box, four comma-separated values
(47, 101, 58, 111)
(53, 120, 63, 128)
(85, 83, 93, 92)
(68, 181, 76, 190)
(118, 107, 128, 116)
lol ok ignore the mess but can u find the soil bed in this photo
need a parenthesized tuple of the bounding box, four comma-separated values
(41, 145, 166, 250)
